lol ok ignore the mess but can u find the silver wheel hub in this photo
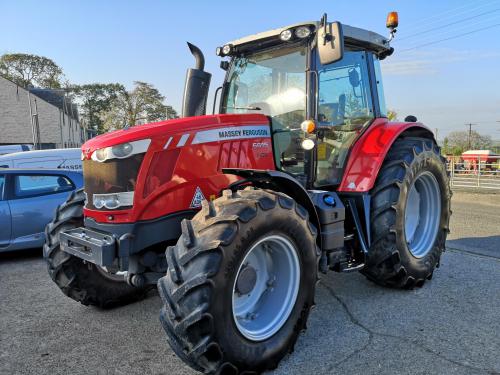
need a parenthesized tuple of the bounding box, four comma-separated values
(232, 235, 301, 342)
(404, 171, 441, 258)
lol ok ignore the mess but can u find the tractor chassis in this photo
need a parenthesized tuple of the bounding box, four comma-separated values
(59, 210, 195, 287)
(59, 170, 370, 287)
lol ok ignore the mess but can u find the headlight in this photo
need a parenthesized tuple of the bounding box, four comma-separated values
(91, 139, 151, 162)
(93, 191, 134, 210)
(112, 143, 133, 158)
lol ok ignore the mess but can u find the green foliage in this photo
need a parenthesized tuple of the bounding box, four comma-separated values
(166, 105, 179, 119)
(101, 81, 169, 131)
(387, 109, 398, 121)
(442, 130, 493, 155)
(69, 83, 125, 134)
(0, 53, 64, 88)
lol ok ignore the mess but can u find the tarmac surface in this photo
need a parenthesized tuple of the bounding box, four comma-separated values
(0, 190, 499, 375)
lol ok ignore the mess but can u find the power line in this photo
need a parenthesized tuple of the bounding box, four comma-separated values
(396, 14, 500, 47)
(396, 8, 500, 42)
(401, 0, 500, 33)
(399, 23, 500, 52)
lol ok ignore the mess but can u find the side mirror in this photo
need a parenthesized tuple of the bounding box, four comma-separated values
(348, 68, 360, 88)
(317, 15, 344, 65)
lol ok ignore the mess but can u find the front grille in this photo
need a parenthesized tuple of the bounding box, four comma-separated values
(83, 154, 144, 210)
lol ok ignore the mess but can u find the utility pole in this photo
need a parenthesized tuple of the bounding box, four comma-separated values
(465, 123, 477, 150)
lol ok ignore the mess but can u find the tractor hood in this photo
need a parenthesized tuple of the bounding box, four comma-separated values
(81, 113, 269, 159)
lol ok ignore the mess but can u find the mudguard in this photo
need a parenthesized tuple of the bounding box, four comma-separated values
(338, 118, 435, 192)
(223, 168, 322, 247)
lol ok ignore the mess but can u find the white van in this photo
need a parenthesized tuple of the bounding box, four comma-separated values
(0, 148, 82, 170)
(0, 144, 32, 156)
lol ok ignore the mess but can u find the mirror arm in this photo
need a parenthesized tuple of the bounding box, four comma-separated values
(212, 86, 222, 114)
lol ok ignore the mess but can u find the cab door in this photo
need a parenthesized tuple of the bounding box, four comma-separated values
(0, 174, 12, 248)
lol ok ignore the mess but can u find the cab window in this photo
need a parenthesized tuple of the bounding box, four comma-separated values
(316, 51, 374, 186)
(13, 174, 74, 198)
(373, 55, 387, 117)
(222, 44, 308, 178)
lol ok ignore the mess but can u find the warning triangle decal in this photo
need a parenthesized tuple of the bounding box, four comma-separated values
(190, 186, 206, 208)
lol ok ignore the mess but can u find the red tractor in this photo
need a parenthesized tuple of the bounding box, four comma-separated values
(44, 12, 451, 374)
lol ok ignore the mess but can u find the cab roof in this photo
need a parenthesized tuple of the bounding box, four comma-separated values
(224, 20, 391, 55)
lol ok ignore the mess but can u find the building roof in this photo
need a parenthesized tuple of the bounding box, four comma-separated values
(29, 88, 79, 120)
(0, 75, 79, 121)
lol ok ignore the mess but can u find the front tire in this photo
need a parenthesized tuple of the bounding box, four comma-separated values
(158, 188, 319, 374)
(44, 189, 148, 308)
(362, 136, 451, 288)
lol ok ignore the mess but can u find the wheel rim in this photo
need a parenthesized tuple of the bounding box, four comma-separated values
(95, 265, 127, 281)
(404, 171, 441, 258)
(232, 234, 301, 342)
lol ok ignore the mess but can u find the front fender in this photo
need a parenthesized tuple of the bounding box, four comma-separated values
(338, 118, 435, 192)
(223, 168, 321, 247)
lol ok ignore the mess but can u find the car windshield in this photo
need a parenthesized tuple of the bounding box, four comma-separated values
(222, 44, 308, 178)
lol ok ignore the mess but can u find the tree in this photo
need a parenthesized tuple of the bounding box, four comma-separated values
(443, 130, 493, 155)
(166, 105, 179, 119)
(387, 109, 398, 121)
(0, 53, 64, 88)
(69, 83, 125, 134)
(101, 81, 169, 131)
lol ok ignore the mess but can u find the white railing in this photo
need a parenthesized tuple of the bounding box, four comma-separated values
(447, 155, 500, 190)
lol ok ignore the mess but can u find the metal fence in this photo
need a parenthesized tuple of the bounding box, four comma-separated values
(447, 155, 500, 190)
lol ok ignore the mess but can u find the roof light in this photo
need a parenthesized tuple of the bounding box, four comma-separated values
(386, 12, 398, 29)
(295, 26, 311, 39)
(216, 47, 223, 56)
(300, 120, 316, 133)
(280, 29, 293, 41)
(386, 11, 399, 41)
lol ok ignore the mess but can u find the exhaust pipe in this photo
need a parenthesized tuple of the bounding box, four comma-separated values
(181, 42, 212, 117)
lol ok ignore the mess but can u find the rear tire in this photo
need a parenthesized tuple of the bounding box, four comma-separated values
(362, 136, 451, 289)
(44, 188, 148, 308)
(158, 188, 319, 374)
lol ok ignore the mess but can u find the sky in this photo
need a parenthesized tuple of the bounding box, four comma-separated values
(1, 0, 499, 139)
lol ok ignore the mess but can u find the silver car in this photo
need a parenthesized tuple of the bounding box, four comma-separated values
(0, 169, 83, 252)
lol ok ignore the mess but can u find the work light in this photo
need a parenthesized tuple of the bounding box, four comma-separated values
(222, 44, 232, 55)
(280, 29, 293, 41)
(295, 26, 311, 39)
(301, 138, 315, 150)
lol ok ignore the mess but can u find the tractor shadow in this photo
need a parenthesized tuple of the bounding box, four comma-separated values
(0, 247, 43, 261)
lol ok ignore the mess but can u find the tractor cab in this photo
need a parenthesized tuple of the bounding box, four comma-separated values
(216, 15, 394, 188)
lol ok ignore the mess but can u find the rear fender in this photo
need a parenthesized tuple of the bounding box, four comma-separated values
(338, 118, 435, 192)
(223, 168, 321, 247)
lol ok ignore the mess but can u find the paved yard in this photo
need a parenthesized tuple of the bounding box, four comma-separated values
(1, 190, 499, 375)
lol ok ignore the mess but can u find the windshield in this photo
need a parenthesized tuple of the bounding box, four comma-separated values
(222, 44, 308, 177)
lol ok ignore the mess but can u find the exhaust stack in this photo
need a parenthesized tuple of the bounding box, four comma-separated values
(181, 42, 212, 117)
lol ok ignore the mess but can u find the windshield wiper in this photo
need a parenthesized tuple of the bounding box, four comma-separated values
(223, 106, 261, 111)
